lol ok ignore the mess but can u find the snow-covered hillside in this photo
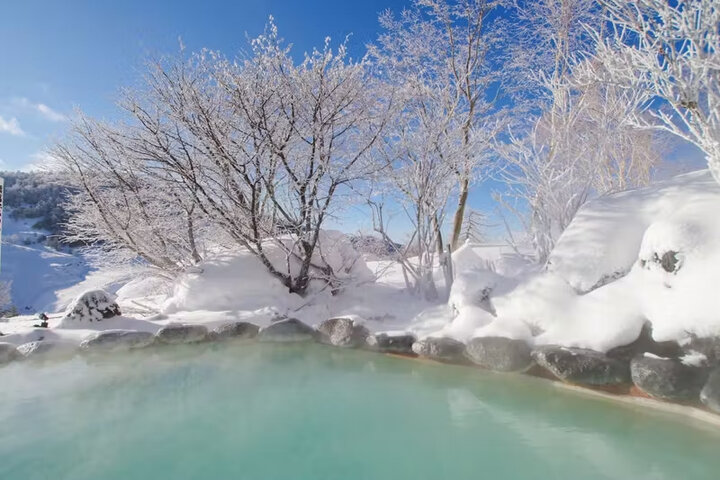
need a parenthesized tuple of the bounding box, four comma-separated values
(0, 215, 90, 313)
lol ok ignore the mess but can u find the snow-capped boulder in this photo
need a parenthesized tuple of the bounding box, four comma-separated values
(630, 354, 709, 401)
(60, 290, 121, 327)
(532, 346, 630, 386)
(366, 332, 416, 355)
(700, 368, 720, 413)
(0, 342, 20, 364)
(80, 330, 155, 352)
(210, 322, 259, 341)
(155, 324, 209, 345)
(16, 340, 76, 359)
(412, 337, 466, 363)
(317, 317, 369, 348)
(465, 337, 532, 372)
(258, 318, 317, 342)
(548, 170, 720, 293)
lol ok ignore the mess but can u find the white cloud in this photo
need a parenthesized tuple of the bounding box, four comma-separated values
(0, 115, 24, 136)
(35, 103, 66, 122)
(21, 151, 58, 172)
(10, 97, 67, 122)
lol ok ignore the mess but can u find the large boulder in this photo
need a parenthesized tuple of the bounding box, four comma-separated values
(16, 340, 76, 359)
(80, 330, 155, 352)
(317, 317, 369, 348)
(466, 337, 532, 372)
(700, 368, 720, 413)
(258, 318, 317, 342)
(630, 354, 709, 401)
(532, 346, 630, 386)
(60, 290, 121, 327)
(210, 322, 259, 341)
(0, 342, 20, 364)
(155, 324, 209, 345)
(366, 332, 417, 355)
(412, 337, 466, 363)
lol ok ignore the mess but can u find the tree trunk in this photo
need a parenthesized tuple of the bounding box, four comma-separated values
(449, 177, 470, 251)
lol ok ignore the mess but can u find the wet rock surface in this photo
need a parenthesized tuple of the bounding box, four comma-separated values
(16, 340, 75, 359)
(465, 337, 532, 372)
(258, 318, 317, 342)
(412, 337, 467, 363)
(155, 324, 209, 345)
(210, 322, 260, 341)
(80, 330, 155, 351)
(366, 333, 417, 355)
(700, 368, 720, 413)
(317, 317, 369, 348)
(532, 346, 630, 386)
(630, 355, 709, 401)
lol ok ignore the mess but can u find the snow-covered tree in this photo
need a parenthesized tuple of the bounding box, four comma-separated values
(368, 81, 460, 299)
(62, 20, 390, 295)
(369, 0, 508, 252)
(53, 115, 209, 276)
(496, 0, 659, 262)
(589, 0, 720, 183)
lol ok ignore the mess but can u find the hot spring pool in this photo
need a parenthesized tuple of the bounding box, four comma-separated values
(1, 343, 719, 480)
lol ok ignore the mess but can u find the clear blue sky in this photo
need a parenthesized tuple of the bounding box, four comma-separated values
(0, 0, 513, 239)
(0, 0, 408, 171)
(0, 0, 704, 239)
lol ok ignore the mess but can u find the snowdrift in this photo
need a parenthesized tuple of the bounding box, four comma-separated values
(162, 231, 373, 314)
(443, 169, 720, 350)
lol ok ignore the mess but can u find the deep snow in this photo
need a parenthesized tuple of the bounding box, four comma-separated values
(2, 169, 720, 354)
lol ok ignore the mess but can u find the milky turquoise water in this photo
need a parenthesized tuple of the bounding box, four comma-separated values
(1, 343, 719, 480)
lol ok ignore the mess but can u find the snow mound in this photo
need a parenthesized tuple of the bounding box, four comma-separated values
(473, 168, 720, 350)
(59, 290, 121, 327)
(549, 170, 720, 292)
(162, 252, 302, 314)
(163, 231, 373, 314)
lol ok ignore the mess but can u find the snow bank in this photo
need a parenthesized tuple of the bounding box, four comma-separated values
(549, 170, 719, 292)
(162, 252, 302, 314)
(163, 231, 373, 314)
(441, 169, 720, 350)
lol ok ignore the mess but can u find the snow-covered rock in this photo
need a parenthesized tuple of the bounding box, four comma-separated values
(411, 337, 466, 363)
(16, 340, 76, 359)
(59, 289, 121, 327)
(155, 324, 209, 344)
(630, 355, 709, 401)
(366, 332, 417, 355)
(532, 346, 630, 386)
(80, 330, 155, 352)
(210, 322, 259, 341)
(549, 170, 720, 292)
(317, 317, 369, 348)
(258, 319, 317, 343)
(465, 337, 532, 372)
(0, 342, 21, 363)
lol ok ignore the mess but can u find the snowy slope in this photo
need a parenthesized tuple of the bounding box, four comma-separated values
(0, 215, 90, 313)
